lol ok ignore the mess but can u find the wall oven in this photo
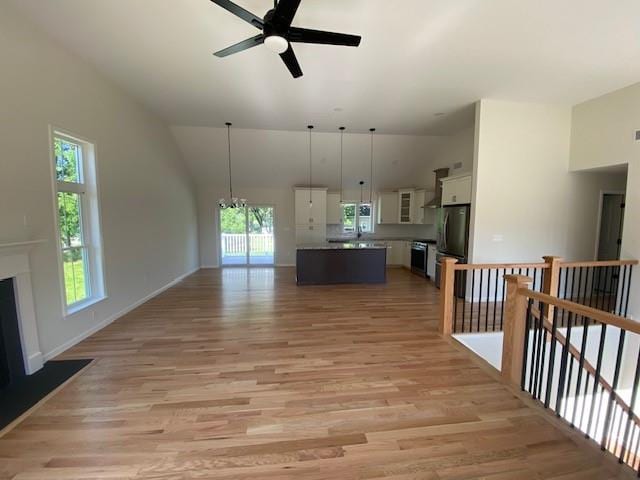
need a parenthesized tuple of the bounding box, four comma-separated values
(410, 241, 427, 276)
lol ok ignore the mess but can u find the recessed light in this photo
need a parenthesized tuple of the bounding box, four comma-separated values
(333, 107, 343, 112)
(434, 112, 445, 117)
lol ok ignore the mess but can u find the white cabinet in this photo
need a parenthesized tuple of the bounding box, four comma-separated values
(296, 225, 323, 245)
(413, 190, 425, 224)
(326, 193, 342, 225)
(385, 241, 404, 265)
(377, 191, 398, 224)
(295, 188, 327, 244)
(402, 241, 412, 269)
(295, 188, 327, 225)
(398, 189, 414, 224)
(427, 244, 437, 279)
(441, 175, 472, 206)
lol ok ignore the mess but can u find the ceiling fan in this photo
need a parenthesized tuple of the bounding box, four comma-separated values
(210, 0, 362, 78)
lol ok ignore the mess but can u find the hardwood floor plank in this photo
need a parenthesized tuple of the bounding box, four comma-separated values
(0, 268, 634, 479)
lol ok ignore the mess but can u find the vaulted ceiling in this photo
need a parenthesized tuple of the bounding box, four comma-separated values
(10, 0, 640, 135)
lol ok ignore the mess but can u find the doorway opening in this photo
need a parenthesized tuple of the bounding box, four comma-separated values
(597, 193, 625, 261)
(220, 206, 275, 266)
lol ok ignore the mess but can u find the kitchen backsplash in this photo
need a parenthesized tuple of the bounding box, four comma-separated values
(326, 223, 436, 240)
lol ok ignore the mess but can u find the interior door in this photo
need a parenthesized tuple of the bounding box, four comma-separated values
(248, 206, 275, 265)
(598, 194, 625, 261)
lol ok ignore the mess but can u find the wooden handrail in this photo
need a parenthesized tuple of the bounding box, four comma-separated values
(453, 262, 549, 271)
(559, 259, 639, 268)
(520, 288, 640, 335)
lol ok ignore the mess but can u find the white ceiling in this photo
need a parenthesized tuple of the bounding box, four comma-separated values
(10, 0, 640, 134)
(171, 126, 450, 190)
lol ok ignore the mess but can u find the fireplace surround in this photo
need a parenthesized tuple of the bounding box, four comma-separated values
(0, 241, 45, 376)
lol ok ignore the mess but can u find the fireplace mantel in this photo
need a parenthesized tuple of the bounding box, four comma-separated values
(0, 239, 46, 374)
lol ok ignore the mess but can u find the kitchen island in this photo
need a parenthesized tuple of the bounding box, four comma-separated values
(296, 243, 387, 285)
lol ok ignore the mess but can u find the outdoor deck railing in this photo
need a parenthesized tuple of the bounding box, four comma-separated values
(221, 233, 274, 256)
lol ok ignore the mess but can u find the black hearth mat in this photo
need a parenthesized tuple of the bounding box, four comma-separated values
(0, 359, 92, 431)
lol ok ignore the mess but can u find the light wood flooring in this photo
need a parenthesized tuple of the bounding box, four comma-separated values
(0, 268, 634, 479)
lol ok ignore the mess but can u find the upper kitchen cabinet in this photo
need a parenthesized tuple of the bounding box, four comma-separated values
(294, 188, 327, 225)
(326, 192, 342, 225)
(441, 174, 472, 206)
(398, 189, 414, 224)
(377, 191, 398, 225)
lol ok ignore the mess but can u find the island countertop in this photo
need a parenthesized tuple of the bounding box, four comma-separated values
(296, 242, 387, 250)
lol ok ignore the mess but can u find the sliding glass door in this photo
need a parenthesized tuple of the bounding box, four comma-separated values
(220, 206, 274, 266)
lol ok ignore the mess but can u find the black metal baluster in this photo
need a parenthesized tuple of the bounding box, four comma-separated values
(618, 265, 628, 317)
(493, 267, 499, 331)
(624, 266, 633, 318)
(530, 301, 543, 394)
(545, 307, 560, 408)
(500, 268, 509, 330)
(604, 266, 613, 313)
(556, 311, 573, 416)
(570, 267, 577, 302)
(576, 266, 584, 306)
(461, 270, 467, 333)
(522, 299, 533, 390)
(601, 329, 626, 449)
(562, 355, 575, 419)
(537, 318, 549, 401)
(453, 270, 459, 333)
(484, 269, 490, 332)
(470, 268, 476, 333)
(593, 266, 602, 309)
(571, 316, 591, 427)
(586, 323, 608, 438)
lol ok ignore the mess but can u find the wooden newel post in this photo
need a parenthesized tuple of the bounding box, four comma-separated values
(501, 274, 533, 386)
(542, 256, 562, 319)
(439, 257, 459, 336)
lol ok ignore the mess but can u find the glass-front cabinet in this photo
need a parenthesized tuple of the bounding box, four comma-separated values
(398, 189, 414, 224)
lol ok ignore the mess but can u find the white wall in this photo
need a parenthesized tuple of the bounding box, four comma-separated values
(470, 99, 626, 265)
(571, 82, 640, 318)
(0, 3, 199, 358)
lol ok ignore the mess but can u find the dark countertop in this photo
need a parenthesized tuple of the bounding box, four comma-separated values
(297, 242, 387, 250)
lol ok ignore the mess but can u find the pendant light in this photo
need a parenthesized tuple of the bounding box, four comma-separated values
(218, 122, 246, 209)
(308, 125, 314, 208)
(359, 180, 365, 203)
(339, 127, 345, 204)
(369, 128, 376, 204)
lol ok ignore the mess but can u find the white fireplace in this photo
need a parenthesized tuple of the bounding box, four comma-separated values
(0, 240, 45, 375)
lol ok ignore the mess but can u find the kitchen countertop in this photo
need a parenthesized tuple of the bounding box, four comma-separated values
(326, 238, 437, 244)
(297, 242, 388, 250)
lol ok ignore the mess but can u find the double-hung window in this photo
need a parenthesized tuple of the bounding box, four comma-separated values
(341, 202, 374, 235)
(52, 131, 104, 314)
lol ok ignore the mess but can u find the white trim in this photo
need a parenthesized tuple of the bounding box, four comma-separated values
(276, 263, 295, 267)
(200, 264, 219, 269)
(594, 190, 625, 261)
(42, 266, 199, 362)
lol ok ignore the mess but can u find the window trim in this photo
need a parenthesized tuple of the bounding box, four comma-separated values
(49, 126, 107, 317)
(341, 201, 375, 236)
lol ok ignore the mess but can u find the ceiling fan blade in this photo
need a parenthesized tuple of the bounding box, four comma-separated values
(288, 27, 361, 47)
(209, 0, 263, 29)
(274, 0, 302, 27)
(214, 34, 264, 57)
(279, 45, 303, 78)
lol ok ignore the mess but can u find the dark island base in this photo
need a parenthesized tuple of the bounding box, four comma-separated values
(296, 248, 387, 285)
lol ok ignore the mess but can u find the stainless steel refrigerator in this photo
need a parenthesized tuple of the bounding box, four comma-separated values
(435, 205, 470, 289)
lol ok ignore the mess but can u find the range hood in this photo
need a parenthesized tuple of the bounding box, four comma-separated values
(425, 167, 449, 208)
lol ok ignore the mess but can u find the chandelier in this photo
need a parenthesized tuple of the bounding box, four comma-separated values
(218, 122, 247, 209)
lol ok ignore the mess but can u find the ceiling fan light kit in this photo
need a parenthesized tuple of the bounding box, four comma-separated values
(210, 0, 362, 78)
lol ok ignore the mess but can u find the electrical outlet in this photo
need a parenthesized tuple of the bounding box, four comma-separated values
(453, 162, 463, 170)
(636, 130, 640, 141)
(492, 234, 504, 243)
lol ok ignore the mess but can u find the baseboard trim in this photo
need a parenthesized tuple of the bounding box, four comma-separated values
(42, 266, 200, 361)
(200, 264, 219, 269)
(275, 264, 295, 267)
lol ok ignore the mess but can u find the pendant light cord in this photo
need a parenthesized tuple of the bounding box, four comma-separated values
(308, 126, 314, 205)
(226, 122, 233, 200)
(339, 127, 345, 203)
(369, 128, 376, 204)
